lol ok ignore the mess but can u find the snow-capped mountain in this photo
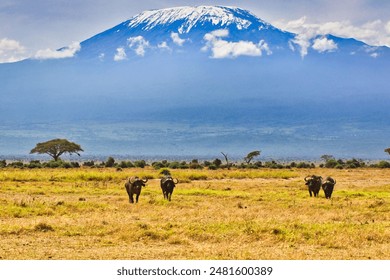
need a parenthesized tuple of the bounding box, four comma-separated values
(128, 6, 260, 32)
(78, 5, 384, 61)
(1, 6, 390, 159)
(79, 6, 290, 60)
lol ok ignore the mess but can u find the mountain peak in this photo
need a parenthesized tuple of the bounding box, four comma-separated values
(127, 5, 268, 33)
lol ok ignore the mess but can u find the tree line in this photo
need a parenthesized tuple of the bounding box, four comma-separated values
(1, 138, 389, 169)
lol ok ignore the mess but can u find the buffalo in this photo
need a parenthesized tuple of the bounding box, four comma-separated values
(322, 176, 336, 199)
(304, 175, 323, 197)
(124, 176, 148, 203)
(160, 176, 179, 201)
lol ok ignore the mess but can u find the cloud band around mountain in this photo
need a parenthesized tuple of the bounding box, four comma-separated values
(0, 38, 27, 63)
(202, 29, 272, 59)
(34, 42, 81, 60)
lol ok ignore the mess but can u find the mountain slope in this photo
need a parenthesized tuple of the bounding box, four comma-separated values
(77, 5, 388, 61)
(0, 6, 389, 158)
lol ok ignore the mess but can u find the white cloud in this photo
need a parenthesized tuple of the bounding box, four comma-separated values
(34, 41, 80, 60)
(258, 40, 272, 55)
(275, 16, 390, 52)
(114, 47, 127, 61)
(202, 29, 272, 59)
(0, 38, 28, 63)
(386, 21, 390, 34)
(370, 52, 379, 58)
(170, 32, 186, 46)
(157, 41, 171, 52)
(312, 37, 338, 53)
(291, 34, 312, 58)
(127, 36, 150, 56)
(364, 46, 381, 58)
(204, 29, 229, 41)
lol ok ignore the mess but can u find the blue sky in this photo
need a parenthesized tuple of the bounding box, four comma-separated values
(1, 0, 390, 62)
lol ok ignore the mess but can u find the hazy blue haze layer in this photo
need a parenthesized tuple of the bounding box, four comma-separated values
(1, 6, 389, 160)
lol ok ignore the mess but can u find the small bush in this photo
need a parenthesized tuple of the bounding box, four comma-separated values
(168, 161, 181, 169)
(61, 162, 72, 169)
(34, 223, 54, 232)
(377, 161, 390, 168)
(44, 161, 62, 168)
(152, 162, 166, 170)
(325, 159, 338, 168)
(9, 161, 24, 168)
(27, 160, 42, 169)
(188, 174, 208, 181)
(83, 161, 95, 167)
(159, 168, 171, 176)
(105, 157, 115, 167)
(208, 164, 217, 170)
(134, 160, 146, 168)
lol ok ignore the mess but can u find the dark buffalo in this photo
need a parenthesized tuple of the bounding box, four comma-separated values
(322, 176, 336, 199)
(124, 176, 148, 203)
(160, 176, 179, 201)
(304, 175, 323, 197)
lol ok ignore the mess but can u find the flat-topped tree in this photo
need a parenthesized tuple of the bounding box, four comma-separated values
(385, 148, 390, 155)
(244, 150, 261, 164)
(30, 139, 83, 161)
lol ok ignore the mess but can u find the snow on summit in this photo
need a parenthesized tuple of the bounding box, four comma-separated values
(127, 6, 262, 33)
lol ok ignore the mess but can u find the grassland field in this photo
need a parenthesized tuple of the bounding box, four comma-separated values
(0, 167, 389, 260)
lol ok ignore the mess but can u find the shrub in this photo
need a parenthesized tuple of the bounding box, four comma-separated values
(44, 160, 62, 168)
(168, 161, 181, 169)
(0, 160, 6, 168)
(9, 161, 24, 168)
(346, 159, 365, 168)
(27, 160, 42, 169)
(83, 161, 95, 167)
(159, 168, 171, 176)
(179, 161, 189, 169)
(61, 162, 72, 169)
(71, 162, 80, 168)
(134, 160, 146, 168)
(208, 164, 217, 170)
(325, 159, 338, 168)
(297, 162, 311, 168)
(152, 161, 166, 170)
(34, 223, 54, 232)
(335, 164, 344, 169)
(212, 158, 222, 167)
(105, 157, 115, 167)
(377, 161, 390, 168)
(189, 159, 203, 169)
(188, 174, 208, 180)
(264, 161, 284, 169)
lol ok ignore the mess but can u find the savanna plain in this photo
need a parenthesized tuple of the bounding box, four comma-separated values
(0, 167, 389, 260)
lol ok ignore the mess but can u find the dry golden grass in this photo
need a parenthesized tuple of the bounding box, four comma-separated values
(0, 167, 389, 260)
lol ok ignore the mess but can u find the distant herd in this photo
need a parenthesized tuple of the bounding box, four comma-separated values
(304, 175, 336, 199)
(124, 174, 336, 203)
(124, 175, 179, 203)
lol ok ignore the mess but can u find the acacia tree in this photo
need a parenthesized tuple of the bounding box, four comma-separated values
(385, 148, 390, 155)
(30, 139, 83, 161)
(244, 150, 261, 164)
